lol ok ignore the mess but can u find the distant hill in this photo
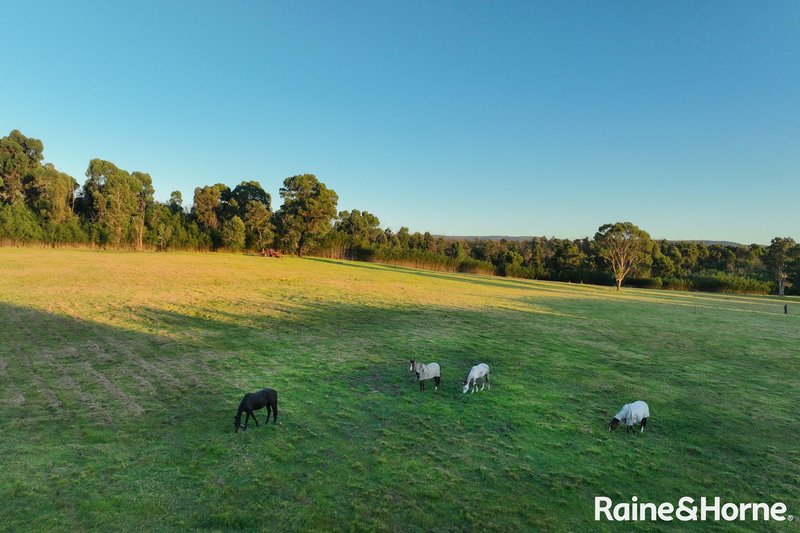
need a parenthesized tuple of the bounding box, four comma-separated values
(435, 235, 535, 242)
(672, 240, 746, 247)
(436, 235, 749, 247)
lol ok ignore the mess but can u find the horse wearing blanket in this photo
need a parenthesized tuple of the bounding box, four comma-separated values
(463, 363, 490, 394)
(610, 400, 649, 434)
(409, 360, 440, 391)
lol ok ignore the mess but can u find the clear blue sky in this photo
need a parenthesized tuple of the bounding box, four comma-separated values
(2, 1, 798, 243)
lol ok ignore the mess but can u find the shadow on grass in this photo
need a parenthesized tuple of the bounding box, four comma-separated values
(305, 257, 800, 316)
(304, 256, 611, 296)
(0, 295, 571, 426)
(0, 301, 226, 424)
(2, 292, 799, 531)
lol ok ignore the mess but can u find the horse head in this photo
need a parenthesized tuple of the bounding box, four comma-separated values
(409, 360, 416, 372)
(234, 415, 242, 433)
(609, 417, 620, 431)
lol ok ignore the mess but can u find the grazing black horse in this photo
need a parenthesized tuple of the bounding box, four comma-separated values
(234, 388, 278, 433)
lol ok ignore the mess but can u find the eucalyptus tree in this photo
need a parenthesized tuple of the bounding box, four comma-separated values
(274, 174, 338, 256)
(550, 239, 586, 274)
(25, 163, 79, 223)
(82, 159, 153, 248)
(221, 215, 246, 251)
(764, 237, 798, 296)
(168, 190, 183, 214)
(225, 181, 274, 249)
(0, 130, 44, 205)
(130, 171, 154, 251)
(192, 184, 229, 231)
(244, 200, 274, 250)
(335, 209, 381, 247)
(228, 181, 270, 217)
(595, 222, 653, 290)
(395, 226, 410, 248)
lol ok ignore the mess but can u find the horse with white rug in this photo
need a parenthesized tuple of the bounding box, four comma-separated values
(409, 360, 441, 391)
(609, 400, 649, 433)
(462, 363, 490, 394)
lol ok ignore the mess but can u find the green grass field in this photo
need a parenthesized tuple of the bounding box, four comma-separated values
(1, 248, 798, 531)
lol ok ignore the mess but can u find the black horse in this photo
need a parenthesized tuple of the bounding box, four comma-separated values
(234, 388, 278, 433)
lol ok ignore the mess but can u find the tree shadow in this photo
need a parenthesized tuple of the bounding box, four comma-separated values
(304, 256, 610, 297)
(305, 257, 800, 317)
(0, 295, 571, 428)
(2, 288, 798, 531)
(0, 301, 233, 424)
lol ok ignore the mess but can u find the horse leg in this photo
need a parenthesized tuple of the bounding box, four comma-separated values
(434, 376, 440, 391)
(480, 377, 485, 391)
(265, 404, 272, 425)
(641, 418, 647, 433)
(272, 400, 278, 423)
(250, 410, 259, 427)
(486, 374, 490, 389)
(419, 380, 424, 392)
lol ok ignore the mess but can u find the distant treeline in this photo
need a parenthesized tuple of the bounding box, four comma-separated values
(1, 129, 798, 295)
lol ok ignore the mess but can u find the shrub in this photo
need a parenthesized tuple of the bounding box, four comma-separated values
(691, 273, 772, 294)
(626, 277, 663, 289)
(221, 216, 246, 252)
(42, 217, 88, 245)
(662, 274, 772, 294)
(0, 203, 43, 242)
(459, 258, 498, 275)
(663, 277, 692, 291)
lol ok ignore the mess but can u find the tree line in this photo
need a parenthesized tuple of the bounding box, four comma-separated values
(1, 129, 798, 295)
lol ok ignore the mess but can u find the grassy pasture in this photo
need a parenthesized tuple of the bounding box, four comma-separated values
(0, 248, 798, 532)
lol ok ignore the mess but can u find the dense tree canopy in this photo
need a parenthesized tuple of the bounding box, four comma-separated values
(226, 181, 270, 218)
(0, 130, 44, 205)
(274, 174, 338, 256)
(0, 128, 796, 296)
(243, 200, 274, 250)
(221, 216, 246, 252)
(192, 184, 228, 232)
(80, 159, 154, 249)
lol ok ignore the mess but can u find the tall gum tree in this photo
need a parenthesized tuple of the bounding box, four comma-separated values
(764, 237, 798, 296)
(595, 222, 653, 291)
(274, 174, 338, 256)
(82, 159, 153, 249)
(0, 130, 44, 205)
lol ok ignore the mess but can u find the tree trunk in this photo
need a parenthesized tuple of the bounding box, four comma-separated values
(779, 277, 785, 297)
(616, 278, 622, 291)
(134, 220, 144, 251)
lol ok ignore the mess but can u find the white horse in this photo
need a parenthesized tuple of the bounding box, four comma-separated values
(462, 363, 490, 394)
(409, 360, 440, 391)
